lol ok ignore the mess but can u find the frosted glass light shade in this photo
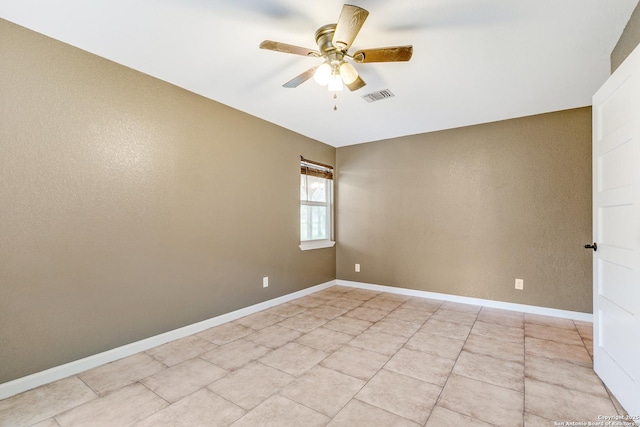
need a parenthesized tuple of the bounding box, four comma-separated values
(313, 63, 331, 86)
(327, 74, 343, 91)
(339, 61, 358, 84)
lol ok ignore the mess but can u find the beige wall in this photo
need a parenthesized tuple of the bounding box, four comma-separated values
(0, 19, 335, 384)
(612, 1, 640, 72)
(336, 108, 593, 313)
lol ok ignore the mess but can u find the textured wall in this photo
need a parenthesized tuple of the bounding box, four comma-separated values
(612, 1, 640, 72)
(336, 108, 592, 313)
(0, 19, 335, 384)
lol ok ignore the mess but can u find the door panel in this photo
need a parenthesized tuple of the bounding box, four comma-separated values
(598, 76, 637, 135)
(598, 139, 633, 191)
(598, 258, 634, 313)
(592, 41, 640, 417)
(598, 307, 634, 379)
(599, 205, 634, 249)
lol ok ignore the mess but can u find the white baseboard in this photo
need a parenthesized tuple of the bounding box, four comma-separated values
(0, 280, 336, 400)
(336, 279, 593, 322)
(1, 278, 592, 400)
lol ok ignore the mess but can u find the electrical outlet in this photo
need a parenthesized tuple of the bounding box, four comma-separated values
(263, 277, 269, 288)
(515, 278, 524, 290)
(355, 263, 360, 272)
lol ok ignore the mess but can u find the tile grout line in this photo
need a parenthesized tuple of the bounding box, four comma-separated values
(298, 292, 439, 425)
(316, 293, 413, 423)
(133, 379, 173, 424)
(267, 290, 374, 424)
(573, 319, 593, 361)
(437, 305, 529, 426)
(226, 291, 366, 423)
(361, 298, 437, 424)
(45, 374, 102, 427)
(135, 292, 349, 424)
(573, 318, 627, 418)
(422, 303, 480, 426)
(522, 318, 605, 424)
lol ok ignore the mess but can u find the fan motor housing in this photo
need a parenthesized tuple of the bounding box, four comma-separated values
(315, 24, 339, 55)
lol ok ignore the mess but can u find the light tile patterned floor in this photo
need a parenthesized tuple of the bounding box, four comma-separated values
(0, 286, 627, 427)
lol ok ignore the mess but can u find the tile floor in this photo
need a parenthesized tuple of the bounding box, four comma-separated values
(0, 286, 628, 427)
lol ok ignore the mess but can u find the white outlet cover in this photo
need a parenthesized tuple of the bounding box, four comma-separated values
(515, 279, 524, 290)
(263, 277, 269, 288)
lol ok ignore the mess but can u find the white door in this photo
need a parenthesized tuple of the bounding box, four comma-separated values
(592, 42, 640, 417)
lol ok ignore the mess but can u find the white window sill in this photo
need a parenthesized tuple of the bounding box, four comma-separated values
(299, 240, 336, 251)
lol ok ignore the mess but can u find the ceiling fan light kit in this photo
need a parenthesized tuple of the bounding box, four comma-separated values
(313, 63, 332, 86)
(339, 62, 359, 85)
(327, 73, 344, 92)
(259, 4, 413, 93)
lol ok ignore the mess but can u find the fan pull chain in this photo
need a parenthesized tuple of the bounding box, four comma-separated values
(333, 93, 338, 111)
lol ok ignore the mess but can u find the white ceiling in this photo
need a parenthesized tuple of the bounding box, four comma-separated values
(1, 0, 638, 147)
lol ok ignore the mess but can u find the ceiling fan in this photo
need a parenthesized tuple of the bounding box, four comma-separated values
(259, 4, 413, 92)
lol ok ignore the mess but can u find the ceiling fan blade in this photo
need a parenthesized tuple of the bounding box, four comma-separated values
(352, 46, 413, 63)
(346, 75, 366, 92)
(260, 40, 320, 57)
(283, 66, 319, 88)
(332, 4, 369, 51)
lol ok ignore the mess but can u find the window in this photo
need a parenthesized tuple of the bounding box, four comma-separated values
(300, 157, 335, 250)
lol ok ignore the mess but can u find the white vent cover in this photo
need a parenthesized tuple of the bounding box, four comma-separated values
(362, 89, 395, 103)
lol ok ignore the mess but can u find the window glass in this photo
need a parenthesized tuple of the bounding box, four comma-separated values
(309, 205, 327, 240)
(300, 175, 307, 200)
(307, 175, 327, 202)
(300, 159, 333, 247)
(300, 205, 309, 241)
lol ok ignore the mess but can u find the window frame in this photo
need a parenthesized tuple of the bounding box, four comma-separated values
(299, 158, 335, 251)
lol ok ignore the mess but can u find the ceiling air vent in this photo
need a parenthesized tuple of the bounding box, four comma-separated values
(362, 89, 395, 103)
